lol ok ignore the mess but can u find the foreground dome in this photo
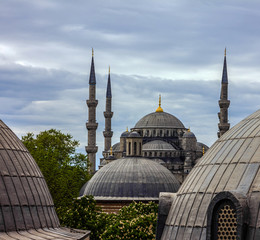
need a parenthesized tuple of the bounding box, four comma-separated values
(0, 120, 89, 239)
(134, 112, 185, 129)
(160, 109, 260, 240)
(80, 157, 180, 200)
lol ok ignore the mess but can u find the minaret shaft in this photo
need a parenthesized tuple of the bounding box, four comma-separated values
(86, 53, 98, 173)
(103, 70, 113, 152)
(218, 49, 230, 138)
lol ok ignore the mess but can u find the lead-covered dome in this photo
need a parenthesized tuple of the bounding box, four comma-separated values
(142, 140, 175, 151)
(160, 109, 260, 240)
(134, 112, 185, 129)
(80, 157, 180, 200)
(0, 120, 89, 239)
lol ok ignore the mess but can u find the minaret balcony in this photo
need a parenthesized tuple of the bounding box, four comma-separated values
(218, 100, 230, 108)
(85, 146, 98, 153)
(103, 131, 113, 138)
(103, 112, 113, 118)
(86, 122, 98, 130)
(218, 123, 230, 131)
(86, 100, 98, 107)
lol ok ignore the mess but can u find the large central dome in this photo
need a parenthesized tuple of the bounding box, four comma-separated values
(134, 111, 185, 129)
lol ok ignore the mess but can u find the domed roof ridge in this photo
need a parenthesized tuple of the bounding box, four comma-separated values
(80, 157, 180, 199)
(134, 111, 185, 129)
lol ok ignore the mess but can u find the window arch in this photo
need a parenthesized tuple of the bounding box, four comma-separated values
(206, 191, 247, 240)
(211, 200, 237, 240)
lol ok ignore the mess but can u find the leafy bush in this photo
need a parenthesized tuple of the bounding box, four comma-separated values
(63, 196, 158, 240)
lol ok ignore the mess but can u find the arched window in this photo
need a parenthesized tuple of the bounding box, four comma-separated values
(211, 200, 237, 240)
(207, 192, 247, 240)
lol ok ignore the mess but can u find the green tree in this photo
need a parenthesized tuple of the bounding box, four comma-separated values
(21, 129, 91, 218)
(63, 196, 158, 240)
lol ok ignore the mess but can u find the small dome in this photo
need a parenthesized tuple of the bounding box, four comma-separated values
(120, 131, 130, 138)
(128, 131, 141, 138)
(80, 157, 180, 200)
(142, 140, 175, 151)
(183, 131, 196, 138)
(134, 112, 185, 129)
(161, 109, 260, 239)
(112, 142, 120, 151)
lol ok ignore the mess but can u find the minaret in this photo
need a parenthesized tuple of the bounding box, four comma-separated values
(218, 48, 230, 138)
(86, 49, 98, 173)
(103, 66, 113, 152)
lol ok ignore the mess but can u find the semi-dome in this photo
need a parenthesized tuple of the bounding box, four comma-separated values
(80, 157, 180, 200)
(142, 140, 175, 151)
(134, 112, 185, 129)
(183, 131, 196, 138)
(160, 109, 260, 240)
(128, 131, 141, 138)
(0, 120, 89, 239)
(120, 130, 130, 138)
(112, 142, 120, 151)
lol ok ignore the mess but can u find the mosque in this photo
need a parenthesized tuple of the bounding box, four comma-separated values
(81, 49, 260, 239)
(80, 49, 230, 213)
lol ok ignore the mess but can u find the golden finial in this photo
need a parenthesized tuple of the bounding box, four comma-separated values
(110, 146, 113, 156)
(224, 48, 226, 57)
(109, 65, 110, 74)
(188, 127, 190, 132)
(92, 48, 94, 57)
(203, 146, 205, 156)
(156, 94, 163, 112)
(126, 126, 128, 132)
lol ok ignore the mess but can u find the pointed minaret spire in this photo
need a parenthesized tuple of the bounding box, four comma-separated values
(103, 66, 113, 155)
(218, 48, 230, 138)
(86, 49, 98, 173)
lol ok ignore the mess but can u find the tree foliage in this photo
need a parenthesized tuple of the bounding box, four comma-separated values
(21, 129, 91, 218)
(63, 196, 158, 240)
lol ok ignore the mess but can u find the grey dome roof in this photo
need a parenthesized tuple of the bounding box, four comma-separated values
(134, 111, 185, 129)
(128, 131, 141, 138)
(121, 131, 130, 137)
(80, 157, 180, 200)
(161, 109, 260, 240)
(142, 140, 175, 151)
(112, 142, 120, 151)
(183, 131, 196, 138)
(0, 120, 88, 239)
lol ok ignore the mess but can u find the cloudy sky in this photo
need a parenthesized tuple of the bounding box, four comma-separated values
(1, 0, 260, 167)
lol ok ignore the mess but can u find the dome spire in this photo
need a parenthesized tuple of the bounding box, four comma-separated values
(156, 94, 163, 112)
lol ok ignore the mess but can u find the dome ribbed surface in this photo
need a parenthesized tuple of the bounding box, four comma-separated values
(134, 112, 185, 129)
(81, 157, 180, 199)
(0, 120, 59, 232)
(142, 140, 175, 151)
(0, 120, 89, 239)
(161, 109, 260, 240)
(112, 142, 120, 151)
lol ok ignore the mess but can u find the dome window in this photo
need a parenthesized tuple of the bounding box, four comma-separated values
(211, 200, 237, 240)
(207, 192, 247, 240)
